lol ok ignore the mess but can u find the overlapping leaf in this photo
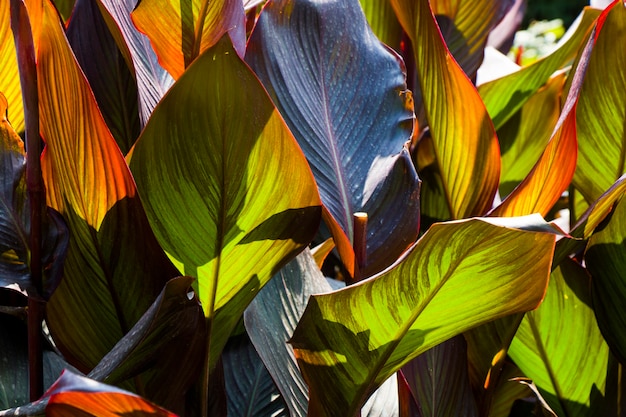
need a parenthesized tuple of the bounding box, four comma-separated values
(66, 0, 141, 154)
(402, 336, 478, 417)
(291, 215, 556, 417)
(97, 0, 173, 126)
(478, 7, 600, 129)
(88, 277, 205, 413)
(129, 36, 322, 370)
(131, 0, 245, 79)
(45, 371, 177, 417)
(497, 73, 563, 197)
(431, 0, 514, 80)
(391, 0, 500, 219)
(0, 2, 24, 133)
(359, 0, 404, 51)
(508, 259, 610, 417)
(37, 0, 178, 373)
(573, 1, 626, 203)
(586, 195, 626, 364)
(246, 0, 420, 277)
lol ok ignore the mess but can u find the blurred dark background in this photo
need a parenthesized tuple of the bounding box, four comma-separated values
(525, 0, 590, 27)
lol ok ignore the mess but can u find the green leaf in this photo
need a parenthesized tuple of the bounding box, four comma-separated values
(573, 1, 626, 203)
(497, 73, 563, 198)
(0, 2, 24, 133)
(245, 0, 419, 277)
(131, 0, 245, 79)
(87, 277, 206, 413)
(37, 0, 178, 374)
(478, 7, 600, 130)
(586, 195, 626, 364)
(359, 0, 403, 51)
(45, 371, 177, 417)
(508, 259, 611, 417)
(129, 36, 322, 370)
(431, 0, 513, 80)
(66, 0, 141, 155)
(290, 215, 556, 417)
(391, 0, 500, 219)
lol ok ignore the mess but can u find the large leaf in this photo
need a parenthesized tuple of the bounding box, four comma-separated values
(87, 277, 206, 413)
(391, 0, 500, 219)
(290, 215, 556, 417)
(97, 0, 173, 126)
(488, 54, 581, 218)
(129, 36, 322, 370)
(508, 259, 611, 417)
(38, 0, 178, 373)
(573, 1, 626, 203)
(359, 0, 403, 51)
(45, 371, 177, 417)
(222, 333, 288, 417)
(431, 0, 513, 80)
(0, 2, 24, 133)
(497, 73, 563, 197)
(66, 0, 141, 154)
(131, 0, 245, 79)
(478, 7, 600, 130)
(244, 249, 328, 417)
(246, 0, 420, 277)
(586, 195, 626, 364)
(401, 336, 478, 417)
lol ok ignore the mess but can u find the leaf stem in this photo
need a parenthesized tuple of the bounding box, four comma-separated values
(350, 212, 368, 284)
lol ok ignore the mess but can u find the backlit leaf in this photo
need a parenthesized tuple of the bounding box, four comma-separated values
(246, 0, 420, 277)
(291, 215, 556, 417)
(573, 1, 626, 203)
(0, 2, 24, 133)
(38, 0, 178, 374)
(478, 7, 600, 130)
(131, 0, 245, 79)
(508, 259, 610, 417)
(586, 195, 626, 364)
(391, 0, 501, 219)
(129, 36, 322, 370)
(45, 371, 177, 417)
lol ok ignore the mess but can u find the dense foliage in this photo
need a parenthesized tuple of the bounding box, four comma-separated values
(0, 0, 625, 416)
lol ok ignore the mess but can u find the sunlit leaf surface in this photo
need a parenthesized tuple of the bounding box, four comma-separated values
(0, 2, 24, 133)
(291, 215, 555, 417)
(391, 0, 501, 219)
(246, 0, 420, 277)
(129, 36, 322, 369)
(131, 0, 245, 79)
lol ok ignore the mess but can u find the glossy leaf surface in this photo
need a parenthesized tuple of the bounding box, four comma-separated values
(479, 7, 600, 129)
(244, 250, 328, 417)
(38, 0, 178, 372)
(391, 0, 501, 219)
(291, 215, 556, 417)
(0, 2, 24, 133)
(131, 0, 245, 79)
(129, 36, 322, 369)
(246, 0, 419, 277)
(45, 371, 177, 417)
(586, 196, 626, 364)
(508, 259, 610, 417)
(574, 1, 626, 203)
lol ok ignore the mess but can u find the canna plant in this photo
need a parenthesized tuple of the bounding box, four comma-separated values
(0, 0, 625, 416)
